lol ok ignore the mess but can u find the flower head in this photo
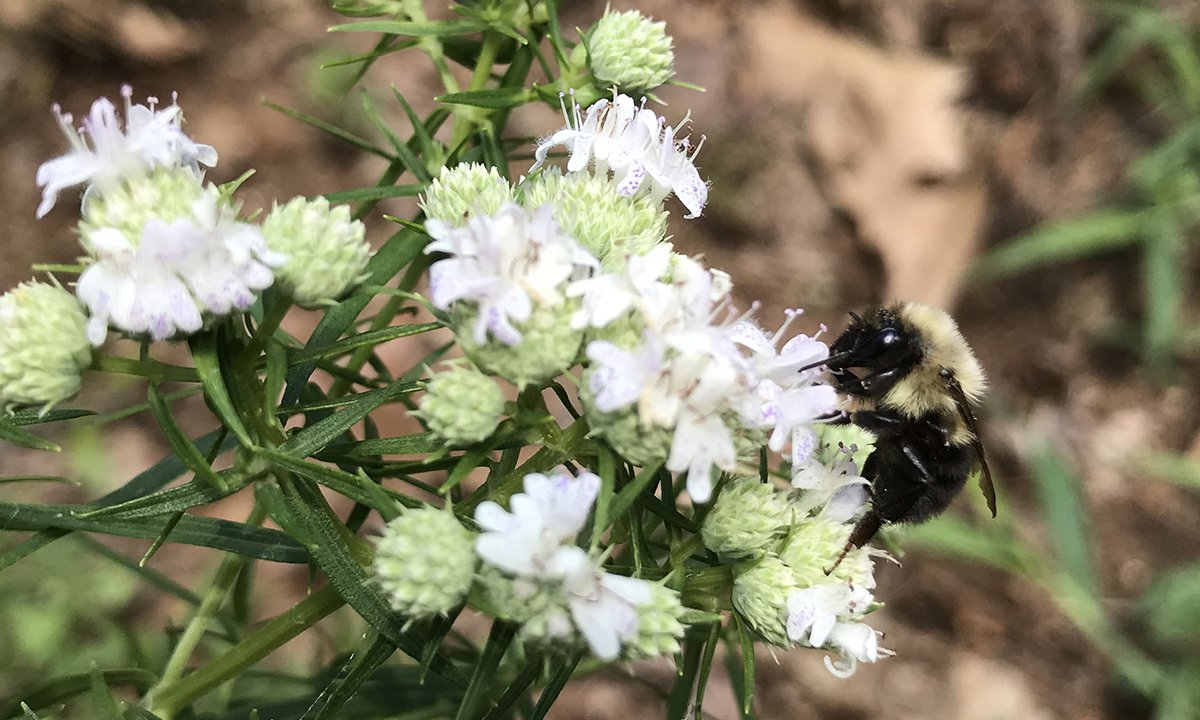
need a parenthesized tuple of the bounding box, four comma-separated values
(701, 477, 792, 558)
(586, 9, 676, 93)
(425, 203, 598, 346)
(261, 196, 371, 306)
(374, 507, 477, 618)
(75, 172, 284, 345)
(421, 163, 515, 227)
(731, 556, 798, 647)
(0, 281, 91, 411)
(473, 470, 600, 578)
(36, 86, 216, 218)
(532, 93, 708, 219)
(416, 363, 506, 446)
(521, 168, 667, 270)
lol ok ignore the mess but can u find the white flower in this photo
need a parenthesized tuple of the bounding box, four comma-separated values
(425, 203, 598, 346)
(586, 336, 665, 412)
(76, 189, 283, 345)
(36, 86, 216, 218)
(532, 93, 708, 219)
(824, 621, 889, 678)
(473, 471, 601, 577)
(792, 443, 871, 521)
(550, 546, 651, 660)
(786, 582, 889, 678)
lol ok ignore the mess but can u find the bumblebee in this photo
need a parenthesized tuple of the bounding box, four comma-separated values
(806, 303, 996, 570)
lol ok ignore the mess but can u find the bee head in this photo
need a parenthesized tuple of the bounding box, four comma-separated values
(823, 307, 924, 394)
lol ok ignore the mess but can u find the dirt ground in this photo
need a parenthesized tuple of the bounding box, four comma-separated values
(1, 1, 1198, 719)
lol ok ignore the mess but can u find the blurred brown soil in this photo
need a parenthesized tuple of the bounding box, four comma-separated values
(3, 1, 1200, 719)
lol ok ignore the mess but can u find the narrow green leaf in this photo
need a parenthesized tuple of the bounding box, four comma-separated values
(0, 501, 309, 563)
(148, 386, 229, 492)
(1031, 445, 1098, 595)
(903, 517, 1026, 572)
(667, 632, 704, 720)
(359, 91, 433, 186)
(89, 665, 124, 720)
(692, 622, 721, 717)
(436, 88, 534, 109)
(256, 447, 416, 514)
(258, 478, 463, 681)
(139, 511, 184, 565)
(323, 184, 426, 203)
(8, 408, 96, 426)
(0, 669, 156, 720)
(0, 530, 68, 573)
(264, 100, 391, 159)
(290, 325, 439, 364)
(279, 379, 418, 458)
(328, 19, 488, 36)
(0, 475, 78, 486)
(527, 652, 582, 720)
(189, 333, 253, 447)
(605, 463, 664, 528)
(972, 209, 1147, 280)
(326, 431, 442, 459)
(309, 633, 397, 720)
(729, 616, 757, 719)
(73, 471, 250, 520)
(281, 229, 427, 407)
(75, 535, 202, 607)
(454, 621, 517, 720)
(478, 662, 540, 720)
(0, 418, 59, 451)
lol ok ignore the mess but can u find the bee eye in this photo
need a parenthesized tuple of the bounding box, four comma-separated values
(863, 328, 901, 357)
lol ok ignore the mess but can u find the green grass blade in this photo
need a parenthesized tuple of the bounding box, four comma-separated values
(972, 209, 1147, 280)
(1030, 445, 1098, 595)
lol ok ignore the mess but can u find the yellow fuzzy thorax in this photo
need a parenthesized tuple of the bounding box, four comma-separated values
(879, 303, 986, 445)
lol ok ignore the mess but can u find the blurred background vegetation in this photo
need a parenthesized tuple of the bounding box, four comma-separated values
(1, 0, 1199, 718)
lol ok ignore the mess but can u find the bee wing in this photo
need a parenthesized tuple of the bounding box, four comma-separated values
(942, 369, 997, 518)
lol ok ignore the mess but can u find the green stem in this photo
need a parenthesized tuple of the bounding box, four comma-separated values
(238, 297, 292, 366)
(449, 30, 505, 150)
(147, 585, 346, 718)
(149, 504, 268, 716)
(91, 354, 200, 383)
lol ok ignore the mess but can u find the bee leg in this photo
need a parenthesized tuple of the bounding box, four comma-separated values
(825, 509, 882, 575)
(849, 408, 907, 435)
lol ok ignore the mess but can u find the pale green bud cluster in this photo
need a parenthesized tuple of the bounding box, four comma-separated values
(0, 282, 91, 410)
(731, 556, 797, 647)
(579, 379, 674, 467)
(421, 163, 514, 226)
(374, 507, 477, 619)
(456, 304, 584, 389)
(416, 364, 506, 446)
(701, 478, 792, 558)
(261, 196, 371, 306)
(779, 516, 872, 589)
(624, 583, 686, 660)
(475, 568, 578, 650)
(586, 10, 676, 93)
(522, 169, 667, 271)
(79, 167, 204, 250)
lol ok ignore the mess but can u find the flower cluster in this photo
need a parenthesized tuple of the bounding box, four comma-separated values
(707, 426, 891, 677)
(372, 470, 685, 661)
(32, 86, 373, 348)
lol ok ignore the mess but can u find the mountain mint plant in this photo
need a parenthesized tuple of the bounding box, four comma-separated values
(0, 5, 914, 719)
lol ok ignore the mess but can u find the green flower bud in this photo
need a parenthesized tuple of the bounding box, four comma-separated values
(732, 556, 797, 647)
(624, 583, 686, 660)
(475, 567, 578, 649)
(0, 281, 91, 410)
(521, 169, 667, 271)
(79, 166, 204, 249)
(374, 506, 477, 619)
(421, 163, 514, 227)
(455, 302, 584, 389)
(415, 364, 506, 446)
(778, 516, 873, 589)
(261, 196, 371, 306)
(587, 10, 675, 93)
(701, 478, 792, 558)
